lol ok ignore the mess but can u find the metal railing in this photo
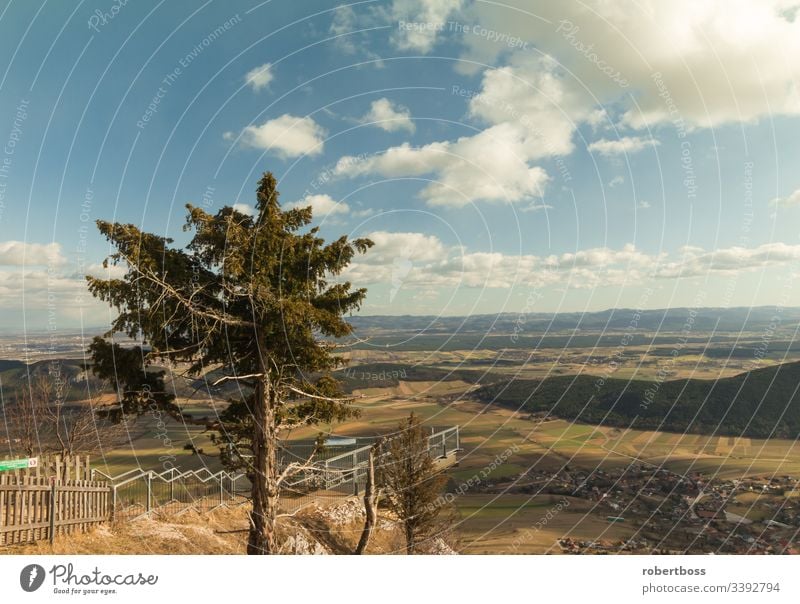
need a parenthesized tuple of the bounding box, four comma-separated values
(93, 467, 247, 521)
(94, 426, 460, 518)
(280, 426, 460, 498)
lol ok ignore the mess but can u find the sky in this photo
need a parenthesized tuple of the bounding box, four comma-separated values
(0, 0, 799, 331)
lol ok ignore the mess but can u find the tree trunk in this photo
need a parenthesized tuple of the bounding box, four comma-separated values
(405, 523, 415, 555)
(248, 377, 279, 554)
(355, 444, 379, 554)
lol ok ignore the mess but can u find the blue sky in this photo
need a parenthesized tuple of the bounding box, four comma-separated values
(1, 0, 799, 330)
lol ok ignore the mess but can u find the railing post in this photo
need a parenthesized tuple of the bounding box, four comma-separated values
(219, 474, 224, 506)
(146, 472, 152, 514)
(353, 451, 360, 495)
(110, 486, 117, 522)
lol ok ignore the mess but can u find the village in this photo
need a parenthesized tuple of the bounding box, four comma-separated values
(474, 464, 800, 554)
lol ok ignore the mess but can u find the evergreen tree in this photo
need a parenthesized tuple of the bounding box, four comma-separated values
(379, 413, 449, 554)
(86, 172, 372, 553)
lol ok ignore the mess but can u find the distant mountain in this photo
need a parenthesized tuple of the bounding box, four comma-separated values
(475, 362, 800, 439)
(348, 306, 800, 334)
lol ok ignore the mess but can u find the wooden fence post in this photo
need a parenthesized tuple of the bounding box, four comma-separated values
(110, 486, 116, 522)
(48, 480, 56, 544)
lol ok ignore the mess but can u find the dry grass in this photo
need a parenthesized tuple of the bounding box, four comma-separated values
(5, 506, 251, 555)
(1, 499, 433, 555)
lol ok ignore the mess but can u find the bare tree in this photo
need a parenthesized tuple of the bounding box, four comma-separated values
(4, 383, 45, 457)
(4, 374, 129, 459)
(379, 414, 449, 554)
(355, 439, 382, 554)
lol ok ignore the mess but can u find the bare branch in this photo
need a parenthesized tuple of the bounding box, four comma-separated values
(285, 385, 355, 404)
(212, 373, 265, 386)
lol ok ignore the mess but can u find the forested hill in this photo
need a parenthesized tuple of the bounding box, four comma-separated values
(475, 362, 800, 439)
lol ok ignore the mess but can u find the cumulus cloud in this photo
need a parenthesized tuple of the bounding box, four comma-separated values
(588, 136, 660, 156)
(238, 114, 326, 158)
(341, 234, 800, 291)
(390, 0, 464, 52)
(336, 56, 596, 206)
(360, 98, 415, 133)
(0, 241, 64, 266)
(458, 0, 800, 129)
(769, 188, 800, 208)
(244, 63, 273, 91)
(654, 243, 800, 279)
(232, 203, 256, 216)
(284, 194, 350, 217)
(84, 262, 128, 279)
(336, 124, 550, 207)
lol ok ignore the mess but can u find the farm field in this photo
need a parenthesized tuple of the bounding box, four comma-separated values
(454, 494, 634, 554)
(265, 377, 800, 552)
(343, 340, 799, 382)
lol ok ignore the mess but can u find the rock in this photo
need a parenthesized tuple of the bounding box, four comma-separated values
(281, 527, 329, 555)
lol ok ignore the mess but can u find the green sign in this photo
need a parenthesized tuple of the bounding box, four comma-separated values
(0, 457, 37, 472)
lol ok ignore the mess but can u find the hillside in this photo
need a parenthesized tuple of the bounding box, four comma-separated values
(0, 358, 89, 400)
(475, 362, 800, 438)
(6, 499, 453, 555)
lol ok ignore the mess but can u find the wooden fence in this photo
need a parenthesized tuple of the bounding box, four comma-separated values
(0, 455, 110, 546)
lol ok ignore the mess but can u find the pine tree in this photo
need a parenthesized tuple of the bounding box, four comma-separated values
(379, 413, 449, 554)
(86, 172, 372, 554)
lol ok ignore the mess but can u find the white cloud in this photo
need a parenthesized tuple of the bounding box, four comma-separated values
(244, 63, 273, 91)
(391, 0, 464, 52)
(467, 55, 592, 159)
(238, 114, 327, 158)
(608, 175, 625, 188)
(360, 98, 415, 133)
(84, 263, 127, 279)
(336, 124, 550, 207)
(458, 0, 800, 129)
(329, 5, 359, 54)
(328, 4, 387, 65)
(232, 203, 255, 216)
(336, 56, 598, 206)
(588, 136, 660, 156)
(284, 194, 350, 217)
(770, 188, 800, 208)
(0, 241, 64, 266)
(638, 200, 652, 209)
(0, 268, 105, 314)
(655, 242, 800, 278)
(342, 235, 800, 291)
